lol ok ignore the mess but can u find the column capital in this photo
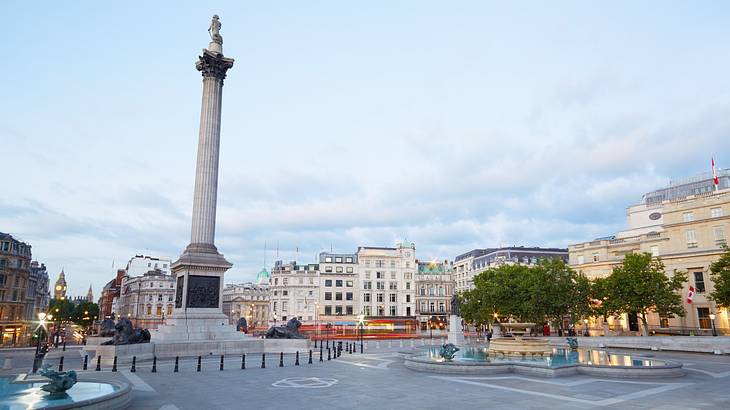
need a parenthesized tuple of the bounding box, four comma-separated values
(196, 49, 234, 80)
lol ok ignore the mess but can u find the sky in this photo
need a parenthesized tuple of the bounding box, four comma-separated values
(1, 1, 729, 298)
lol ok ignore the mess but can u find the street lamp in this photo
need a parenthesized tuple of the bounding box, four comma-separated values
(709, 313, 717, 337)
(356, 313, 365, 353)
(273, 312, 278, 327)
(32, 312, 48, 373)
(583, 318, 589, 337)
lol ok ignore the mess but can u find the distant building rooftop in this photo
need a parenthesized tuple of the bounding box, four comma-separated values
(642, 168, 730, 204)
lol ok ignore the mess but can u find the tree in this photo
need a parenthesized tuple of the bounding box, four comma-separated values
(709, 245, 730, 310)
(606, 252, 686, 336)
(48, 299, 74, 322)
(533, 259, 592, 333)
(71, 301, 100, 328)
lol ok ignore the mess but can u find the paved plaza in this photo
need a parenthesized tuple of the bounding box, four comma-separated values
(1, 343, 729, 409)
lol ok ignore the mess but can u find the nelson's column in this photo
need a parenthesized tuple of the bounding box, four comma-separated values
(154, 15, 243, 342)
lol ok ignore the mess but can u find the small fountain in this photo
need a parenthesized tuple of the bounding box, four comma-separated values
(487, 322, 552, 357)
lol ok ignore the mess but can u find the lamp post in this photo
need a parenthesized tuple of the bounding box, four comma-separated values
(314, 302, 319, 342)
(357, 313, 365, 353)
(709, 313, 717, 337)
(583, 318, 589, 337)
(32, 312, 47, 373)
(273, 312, 278, 327)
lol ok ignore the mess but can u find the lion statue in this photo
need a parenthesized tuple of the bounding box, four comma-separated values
(265, 317, 306, 339)
(101, 317, 150, 345)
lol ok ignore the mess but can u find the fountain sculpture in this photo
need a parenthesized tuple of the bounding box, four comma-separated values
(487, 322, 553, 357)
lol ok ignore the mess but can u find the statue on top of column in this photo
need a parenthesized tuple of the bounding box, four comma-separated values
(208, 14, 223, 45)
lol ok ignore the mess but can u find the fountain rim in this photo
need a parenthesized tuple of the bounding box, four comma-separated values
(4, 375, 131, 410)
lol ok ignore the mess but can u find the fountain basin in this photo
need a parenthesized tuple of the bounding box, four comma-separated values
(0, 375, 130, 409)
(404, 346, 684, 378)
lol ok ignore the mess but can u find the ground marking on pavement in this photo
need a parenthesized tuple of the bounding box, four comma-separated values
(683, 367, 730, 378)
(158, 405, 180, 410)
(430, 375, 692, 407)
(329, 354, 396, 369)
(121, 370, 156, 392)
(272, 377, 338, 388)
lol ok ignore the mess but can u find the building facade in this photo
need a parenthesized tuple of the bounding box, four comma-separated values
(570, 170, 730, 335)
(125, 255, 172, 277)
(53, 269, 67, 300)
(415, 260, 455, 329)
(454, 247, 569, 293)
(29, 261, 50, 326)
(356, 241, 417, 318)
(118, 269, 176, 329)
(99, 269, 127, 318)
(0, 233, 34, 345)
(222, 282, 270, 329)
(269, 261, 319, 325)
(318, 252, 359, 320)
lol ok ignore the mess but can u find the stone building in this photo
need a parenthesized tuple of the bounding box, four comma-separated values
(222, 279, 270, 330)
(269, 261, 319, 324)
(356, 241, 417, 318)
(99, 269, 126, 318)
(570, 169, 730, 335)
(125, 255, 172, 277)
(453, 247, 569, 293)
(318, 252, 358, 320)
(29, 261, 50, 326)
(53, 269, 67, 300)
(0, 233, 35, 345)
(415, 260, 455, 329)
(118, 269, 176, 329)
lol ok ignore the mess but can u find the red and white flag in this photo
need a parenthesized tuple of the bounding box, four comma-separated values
(687, 286, 695, 304)
(712, 157, 719, 188)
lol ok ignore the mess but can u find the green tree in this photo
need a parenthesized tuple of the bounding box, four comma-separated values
(48, 298, 74, 322)
(709, 245, 730, 309)
(71, 301, 100, 328)
(607, 252, 686, 336)
(533, 259, 592, 332)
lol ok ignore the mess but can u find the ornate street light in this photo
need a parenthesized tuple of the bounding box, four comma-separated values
(709, 313, 717, 337)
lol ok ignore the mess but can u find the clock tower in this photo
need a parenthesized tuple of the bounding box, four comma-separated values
(54, 269, 67, 300)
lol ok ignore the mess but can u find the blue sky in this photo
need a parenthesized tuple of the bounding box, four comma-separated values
(2, 1, 729, 297)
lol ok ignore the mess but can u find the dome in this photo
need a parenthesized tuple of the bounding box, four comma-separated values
(255, 268, 270, 285)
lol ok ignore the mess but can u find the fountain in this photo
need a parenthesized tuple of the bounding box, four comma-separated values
(487, 322, 552, 357)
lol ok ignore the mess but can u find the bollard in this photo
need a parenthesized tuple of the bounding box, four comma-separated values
(326, 340, 330, 349)
(83, 355, 88, 371)
(220, 355, 224, 371)
(96, 355, 102, 371)
(112, 356, 117, 372)
(58, 356, 64, 372)
(197, 356, 201, 372)
(261, 353, 266, 369)
(295, 351, 300, 366)
(319, 346, 323, 362)
(152, 356, 157, 373)
(314, 339, 317, 348)
(327, 348, 331, 360)
(130, 356, 136, 372)
(241, 354, 246, 370)
(62, 342, 66, 352)
(174, 356, 179, 373)
(308, 350, 313, 364)
(279, 352, 284, 367)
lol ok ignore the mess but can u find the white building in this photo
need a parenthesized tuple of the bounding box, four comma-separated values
(222, 281, 270, 329)
(269, 261, 319, 325)
(118, 269, 176, 329)
(318, 252, 359, 319)
(125, 255, 172, 277)
(356, 241, 416, 318)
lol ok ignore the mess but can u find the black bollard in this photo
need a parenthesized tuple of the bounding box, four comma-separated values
(295, 351, 300, 366)
(96, 355, 102, 371)
(279, 352, 284, 367)
(261, 353, 266, 369)
(319, 346, 323, 362)
(62, 342, 66, 352)
(220, 355, 224, 371)
(308, 350, 313, 364)
(130, 356, 136, 372)
(327, 348, 331, 360)
(58, 356, 64, 372)
(83, 355, 88, 371)
(326, 340, 329, 349)
(241, 354, 246, 370)
(314, 339, 317, 348)
(152, 356, 157, 373)
(112, 356, 118, 372)
(174, 356, 179, 373)
(197, 356, 201, 372)
(360, 342, 363, 354)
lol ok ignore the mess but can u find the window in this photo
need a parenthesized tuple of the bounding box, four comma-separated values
(390, 272, 396, 279)
(364, 293, 371, 302)
(364, 271, 371, 279)
(346, 267, 353, 273)
(592, 253, 599, 262)
(346, 306, 353, 315)
(325, 266, 333, 273)
(335, 292, 343, 301)
(389, 282, 397, 290)
(389, 294, 396, 303)
(167, 305, 173, 315)
(650, 246, 659, 257)
(324, 306, 332, 315)
(156, 306, 162, 316)
(336, 267, 343, 273)
(363, 281, 372, 290)
(697, 307, 711, 329)
(694, 271, 706, 293)
(429, 302, 435, 312)
(686, 229, 698, 248)
(375, 260, 384, 268)
(376, 282, 385, 290)
(577, 255, 585, 264)
(376, 293, 384, 303)
(390, 261, 396, 268)
(146, 305, 152, 315)
(335, 306, 343, 315)
(389, 306, 396, 316)
(346, 280, 353, 287)
(283, 290, 288, 296)
(439, 302, 445, 312)
(405, 282, 411, 290)
(325, 280, 332, 287)
(711, 207, 723, 218)
(364, 306, 371, 315)
(282, 301, 288, 311)
(336, 280, 343, 287)
(345, 257, 353, 263)
(157, 294, 163, 302)
(404, 272, 412, 280)
(405, 295, 410, 303)
(659, 316, 669, 328)
(325, 257, 332, 263)
(714, 226, 726, 246)
(364, 260, 370, 267)
(324, 292, 332, 301)
(335, 257, 342, 263)
(273, 302, 277, 312)
(346, 292, 353, 301)
(420, 302, 426, 312)
(283, 278, 288, 285)
(376, 272, 383, 279)
(274, 278, 278, 285)
(683, 212, 694, 222)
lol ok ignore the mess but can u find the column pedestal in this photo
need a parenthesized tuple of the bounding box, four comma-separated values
(447, 315, 465, 346)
